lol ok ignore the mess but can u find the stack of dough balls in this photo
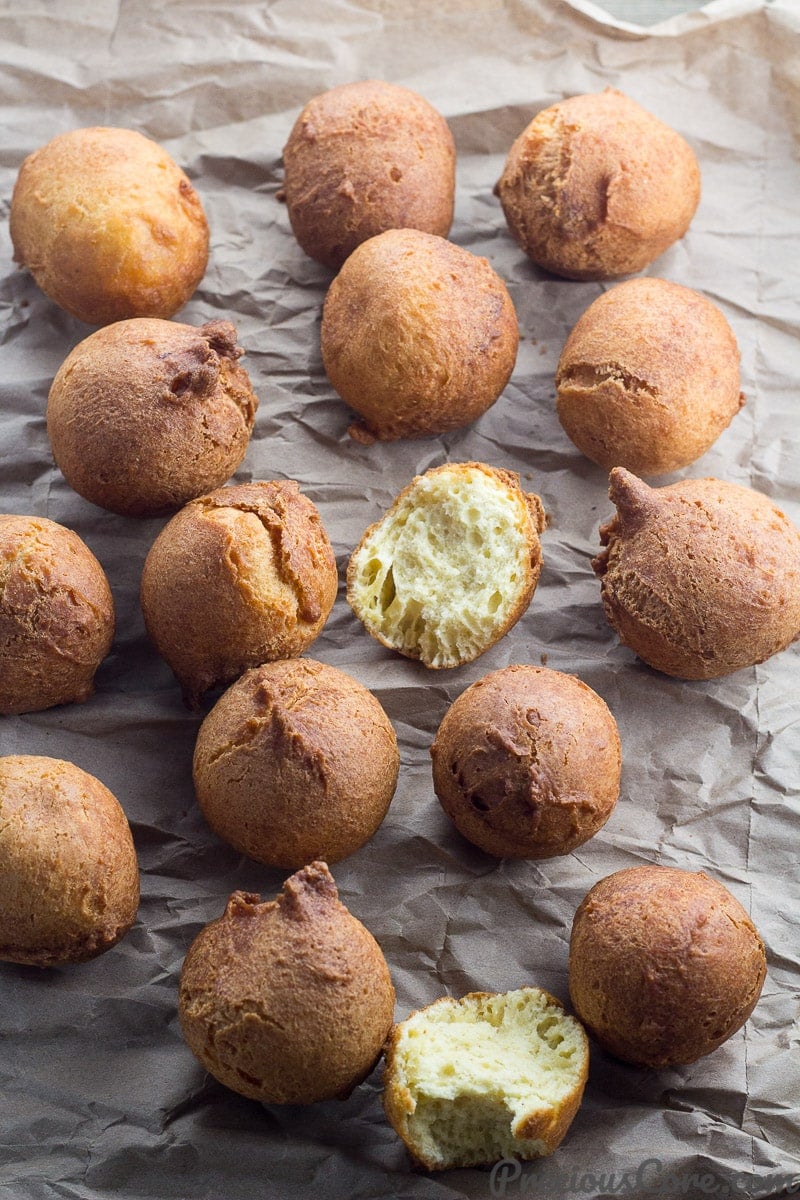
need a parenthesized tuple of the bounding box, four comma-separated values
(0, 756, 138, 966)
(431, 665, 621, 858)
(321, 229, 518, 442)
(569, 866, 767, 1067)
(283, 80, 455, 270)
(347, 462, 546, 669)
(383, 987, 588, 1170)
(556, 278, 743, 475)
(10, 126, 209, 324)
(179, 862, 395, 1103)
(593, 468, 800, 679)
(48, 318, 258, 516)
(141, 481, 338, 706)
(496, 89, 700, 279)
(0, 514, 114, 714)
(193, 659, 399, 867)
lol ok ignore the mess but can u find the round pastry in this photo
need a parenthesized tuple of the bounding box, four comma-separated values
(0, 755, 139, 966)
(496, 89, 701, 280)
(431, 665, 620, 858)
(179, 861, 395, 1103)
(321, 229, 519, 442)
(556, 278, 743, 475)
(383, 987, 588, 1170)
(283, 79, 455, 270)
(0, 515, 114, 714)
(47, 318, 258, 517)
(569, 866, 767, 1068)
(593, 468, 800, 679)
(193, 659, 399, 867)
(347, 462, 546, 669)
(140, 481, 338, 707)
(10, 126, 209, 324)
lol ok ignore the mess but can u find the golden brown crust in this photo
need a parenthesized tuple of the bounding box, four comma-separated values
(496, 89, 700, 280)
(346, 462, 546, 669)
(592, 468, 800, 679)
(193, 658, 399, 867)
(283, 80, 455, 270)
(556, 278, 743, 475)
(514, 1061, 588, 1157)
(140, 482, 338, 707)
(10, 127, 209, 325)
(431, 664, 620, 858)
(321, 229, 518, 442)
(382, 988, 589, 1170)
(47, 318, 258, 516)
(0, 515, 115, 714)
(382, 1001, 451, 1172)
(178, 862, 395, 1103)
(569, 866, 767, 1067)
(0, 755, 139, 966)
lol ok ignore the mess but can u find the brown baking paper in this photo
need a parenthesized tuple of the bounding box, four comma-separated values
(0, 1, 799, 1197)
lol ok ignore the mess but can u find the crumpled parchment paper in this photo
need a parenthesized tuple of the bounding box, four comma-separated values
(0, 1, 799, 1197)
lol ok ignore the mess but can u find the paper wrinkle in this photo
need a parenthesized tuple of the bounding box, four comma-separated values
(1, 1, 799, 1198)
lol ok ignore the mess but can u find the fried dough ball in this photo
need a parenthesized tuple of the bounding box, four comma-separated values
(178, 862, 395, 1103)
(193, 659, 399, 867)
(283, 80, 455, 270)
(321, 229, 518, 442)
(0, 515, 114, 714)
(140, 482, 338, 707)
(10, 126, 209, 324)
(593, 469, 800, 679)
(556, 278, 743, 475)
(431, 665, 621, 858)
(569, 866, 767, 1067)
(496, 89, 700, 280)
(47, 318, 258, 517)
(0, 756, 139, 966)
(347, 462, 546, 669)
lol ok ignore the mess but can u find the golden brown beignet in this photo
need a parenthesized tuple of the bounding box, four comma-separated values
(556, 278, 742, 475)
(141, 482, 338, 707)
(179, 862, 395, 1103)
(496, 89, 700, 280)
(432, 665, 620, 858)
(0, 756, 138, 966)
(193, 659, 399, 867)
(11, 126, 209, 324)
(569, 866, 766, 1067)
(0, 515, 114, 714)
(48, 318, 257, 516)
(283, 80, 455, 270)
(322, 229, 518, 443)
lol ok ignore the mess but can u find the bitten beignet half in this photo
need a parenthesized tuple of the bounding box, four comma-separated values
(383, 988, 588, 1171)
(347, 463, 546, 669)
